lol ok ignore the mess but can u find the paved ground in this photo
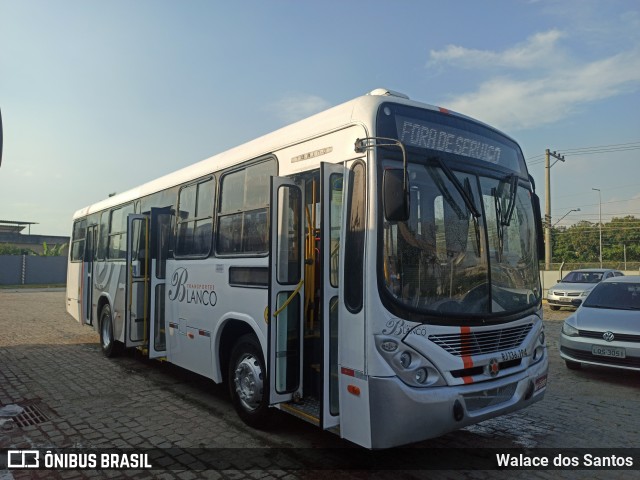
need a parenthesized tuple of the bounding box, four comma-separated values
(0, 290, 639, 479)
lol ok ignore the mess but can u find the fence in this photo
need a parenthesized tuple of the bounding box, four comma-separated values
(0, 255, 67, 285)
(1, 254, 638, 290)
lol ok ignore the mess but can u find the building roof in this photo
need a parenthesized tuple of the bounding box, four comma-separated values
(0, 220, 39, 235)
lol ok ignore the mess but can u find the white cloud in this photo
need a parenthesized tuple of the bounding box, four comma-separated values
(269, 94, 331, 124)
(429, 30, 567, 70)
(428, 31, 640, 131)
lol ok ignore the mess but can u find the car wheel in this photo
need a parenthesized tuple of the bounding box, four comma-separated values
(228, 333, 273, 429)
(565, 359, 581, 370)
(99, 304, 120, 358)
(549, 305, 560, 311)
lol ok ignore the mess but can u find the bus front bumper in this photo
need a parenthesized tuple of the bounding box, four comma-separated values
(368, 361, 548, 449)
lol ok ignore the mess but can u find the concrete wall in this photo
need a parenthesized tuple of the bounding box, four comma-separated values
(2, 252, 637, 291)
(0, 255, 23, 285)
(0, 255, 67, 285)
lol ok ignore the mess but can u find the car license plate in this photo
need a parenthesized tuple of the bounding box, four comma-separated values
(591, 345, 626, 358)
(559, 297, 572, 302)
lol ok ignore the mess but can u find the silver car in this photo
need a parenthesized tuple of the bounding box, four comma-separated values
(559, 276, 640, 371)
(546, 268, 623, 311)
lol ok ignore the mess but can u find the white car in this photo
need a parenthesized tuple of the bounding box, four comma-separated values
(546, 268, 623, 311)
(559, 276, 640, 371)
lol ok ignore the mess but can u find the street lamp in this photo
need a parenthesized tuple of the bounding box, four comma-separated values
(553, 208, 581, 227)
(592, 188, 602, 268)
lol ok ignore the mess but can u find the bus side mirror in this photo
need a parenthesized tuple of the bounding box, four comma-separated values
(383, 169, 409, 222)
(532, 191, 544, 260)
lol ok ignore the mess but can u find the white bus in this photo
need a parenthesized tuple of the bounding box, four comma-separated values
(66, 88, 548, 449)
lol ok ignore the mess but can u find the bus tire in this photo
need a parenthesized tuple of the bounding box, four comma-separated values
(228, 334, 272, 429)
(99, 304, 119, 358)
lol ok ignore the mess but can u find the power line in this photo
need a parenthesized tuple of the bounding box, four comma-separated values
(561, 141, 640, 153)
(527, 142, 640, 165)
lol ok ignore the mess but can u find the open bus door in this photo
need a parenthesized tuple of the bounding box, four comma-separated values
(125, 214, 149, 348)
(82, 224, 97, 326)
(320, 162, 343, 429)
(147, 207, 172, 359)
(268, 177, 305, 405)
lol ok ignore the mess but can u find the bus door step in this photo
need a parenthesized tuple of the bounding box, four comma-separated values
(280, 397, 320, 427)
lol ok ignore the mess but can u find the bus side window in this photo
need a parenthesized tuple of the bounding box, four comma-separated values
(70, 219, 87, 262)
(216, 158, 276, 256)
(96, 210, 109, 260)
(175, 178, 215, 258)
(344, 162, 366, 313)
(107, 203, 134, 260)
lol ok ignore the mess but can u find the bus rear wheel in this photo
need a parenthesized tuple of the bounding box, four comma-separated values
(99, 304, 120, 358)
(228, 334, 273, 429)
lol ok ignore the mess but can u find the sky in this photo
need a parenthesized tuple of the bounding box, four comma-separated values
(1, 0, 639, 238)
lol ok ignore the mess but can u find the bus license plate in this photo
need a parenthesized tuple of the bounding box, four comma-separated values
(501, 348, 527, 361)
(592, 345, 626, 358)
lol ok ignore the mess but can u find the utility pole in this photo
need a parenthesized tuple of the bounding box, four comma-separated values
(592, 188, 603, 268)
(545, 149, 565, 270)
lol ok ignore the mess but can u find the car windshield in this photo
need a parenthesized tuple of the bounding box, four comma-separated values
(561, 271, 603, 283)
(381, 159, 540, 316)
(583, 282, 640, 310)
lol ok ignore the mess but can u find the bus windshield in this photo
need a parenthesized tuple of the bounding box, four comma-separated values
(381, 159, 540, 317)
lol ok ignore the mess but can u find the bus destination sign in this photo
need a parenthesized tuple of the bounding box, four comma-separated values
(395, 115, 521, 172)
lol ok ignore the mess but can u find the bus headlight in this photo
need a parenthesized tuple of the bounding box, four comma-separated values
(400, 351, 412, 369)
(415, 368, 428, 384)
(374, 335, 446, 388)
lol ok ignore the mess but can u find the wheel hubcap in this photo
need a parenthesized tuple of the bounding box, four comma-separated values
(102, 316, 111, 348)
(233, 354, 264, 411)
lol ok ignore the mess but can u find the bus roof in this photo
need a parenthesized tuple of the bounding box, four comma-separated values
(72, 89, 512, 219)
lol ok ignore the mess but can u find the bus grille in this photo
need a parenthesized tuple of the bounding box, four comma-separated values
(428, 324, 533, 356)
(463, 382, 518, 412)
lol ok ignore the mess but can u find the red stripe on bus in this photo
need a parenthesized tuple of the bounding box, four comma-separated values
(460, 326, 474, 369)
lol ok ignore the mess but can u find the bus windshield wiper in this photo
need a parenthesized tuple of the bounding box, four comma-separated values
(496, 174, 518, 226)
(429, 156, 481, 218)
(465, 177, 481, 256)
(426, 165, 466, 220)
(493, 174, 518, 261)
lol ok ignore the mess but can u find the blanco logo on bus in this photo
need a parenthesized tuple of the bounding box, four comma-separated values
(168, 267, 218, 307)
(382, 319, 428, 337)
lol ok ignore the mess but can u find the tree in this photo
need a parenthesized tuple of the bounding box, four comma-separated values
(0, 242, 67, 256)
(551, 216, 640, 264)
(41, 242, 67, 257)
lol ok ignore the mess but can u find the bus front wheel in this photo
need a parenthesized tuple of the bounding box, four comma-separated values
(228, 334, 273, 429)
(99, 305, 119, 358)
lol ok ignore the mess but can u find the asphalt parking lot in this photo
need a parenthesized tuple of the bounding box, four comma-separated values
(0, 290, 639, 479)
